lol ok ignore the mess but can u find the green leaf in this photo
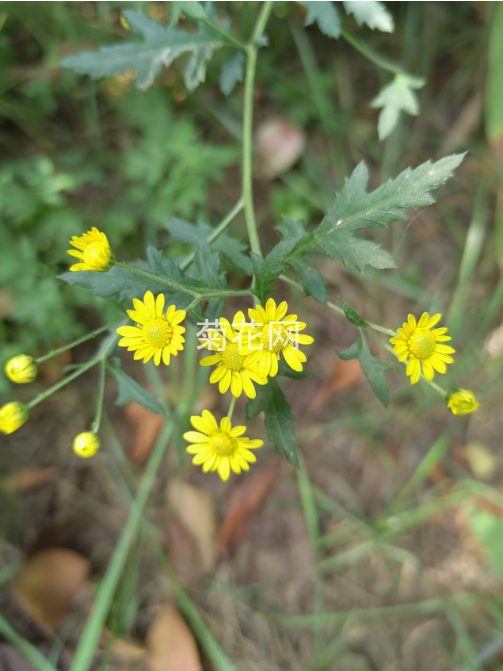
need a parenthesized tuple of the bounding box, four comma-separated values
(303, 1, 341, 38)
(171, 0, 207, 23)
(340, 297, 368, 327)
(193, 241, 228, 320)
(219, 50, 245, 96)
(110, 362, 167, 417)
(371, 73, 425, 140)
(61, 10, 224, 92)
(289, 257, 327, 304)
(277, 358, 311, 380)
(165, 218, 252, 275)
(343, 1, 394, 32)
(245, 379, 299, 467)
(338, 331, 392, 408)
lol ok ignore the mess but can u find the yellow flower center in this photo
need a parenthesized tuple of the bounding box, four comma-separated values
(221, 343, 246, 371)
(211, 431, 237, 456)
(143, 319, 173, 347)
(260, 323, 289, 353)
(83, 241, 111, 270)
(408, 329, 436, 359)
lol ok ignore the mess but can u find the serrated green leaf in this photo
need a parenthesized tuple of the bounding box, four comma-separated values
(193, 241, 228, 320)
(289, 257, 327, 304)
(338, 331, 392, 407)
(165, 218, 252, 275)
(110, 362, 167, 417)
(219, 50, 245, 96)
(327, 230, 396, 271)
(340, 297, 368, 327)
(371, 73, 425, 140)
(171, 0, 207, 23)
(61, 9, 224, 92)
(277, 358, 311, 380)
(245, 379, 299, 467)
(343, 1, 394, 33)
(303, 1, 341, 38)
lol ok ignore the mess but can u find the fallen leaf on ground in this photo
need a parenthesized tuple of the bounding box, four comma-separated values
(12, 548, 90, 631)
(464, 442, 498, 480)
(166, 479, 217, 574)
(147, 605, 202, 671)
(256, 117, 306, 178)
(166, 515, 205, 587)
(310, 357, 362, 410)
(124, 401, 164, 463)
(0, 644, 36, 671)
(2, 468, 58, 494)
(217, 468, 278, 556)
(111, 637, 148, 664)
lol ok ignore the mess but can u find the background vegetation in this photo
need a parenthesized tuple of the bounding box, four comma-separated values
(1, 2, 503, 670)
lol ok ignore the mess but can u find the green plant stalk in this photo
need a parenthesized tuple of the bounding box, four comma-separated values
(180, 197, 245, 271)
(28, 334, 118, 409)
(70, 421, 173, 671)
(90, 359, 106, 433)
(227, 395, 237, 420)
(113, 261, 252, 301)
(35, 323, 112, 364)
(340, 28, 401, 74)
(242, 1, 274, 258)
(0, 612, 59, 671)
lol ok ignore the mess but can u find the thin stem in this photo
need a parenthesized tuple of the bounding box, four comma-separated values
(242, 1, 274, 258)
(340, 28, 401, 74)
(35, 323, 111, 364)
(91, 359, 106, 433)
(28, 333, 118, 409)
(201, 16, 247, 51)
(70, 421, 173, 671)
(180, 197, 245, 271)
(0, 612, 59, 671)
(227, 395, 237, 420)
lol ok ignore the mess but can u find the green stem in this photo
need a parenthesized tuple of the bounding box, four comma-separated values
(35, 323, 111, 364)
(340, 28, 401, 74)
(70, 421, 173, 671)
(201, 16, 247, 51)
(180, 197, 245, 271)
(242, 1, 274, 258)
(28, 332, 118, 409)
(114, 261, 252, 301)
(91, 359, 106, 433)
(0, 613, 59, 671)
(227, 395, 237, 420)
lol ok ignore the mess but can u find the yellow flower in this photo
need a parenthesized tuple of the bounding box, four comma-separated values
(0, 402, 29, 435)
(243, 298, 314, 377)
(5, 355, 37, 384)
(117, 290, 186, 365)
(68, 227, 114, 272)
(184, 410, 263, 480)
(199, 311, 267, 398)
(447, 389, 479, 416)
(73, 432, 101, 458)
(390, 313, 455, 384)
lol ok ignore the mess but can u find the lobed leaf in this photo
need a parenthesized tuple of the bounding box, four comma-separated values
(110, 362, 167, 417)
(219, 50, 245, 96)
(371, 73, 426, 140)
(245, 379, 299, 467)
(303, 1, 341, 38)
(61, 10, 224, 92)
(343, 1, 394, 33)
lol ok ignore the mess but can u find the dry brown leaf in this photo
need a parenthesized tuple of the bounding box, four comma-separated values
(124, 401, 164, 463)
(2, 468, 58, 494)
(256, 117, 306, 178)
(37, 350, 72, 384)
(166, 479, 217, 574)
(111, 637, 148, 663)
(0, 644, 36, 671)
(464, 442, 498, 480)
(167, 515, 204, 586)
(217, 468, 278, 556)
(12, 548, 90, 631)
(147, 605, 202, 671)
(310, 357, 363, 410)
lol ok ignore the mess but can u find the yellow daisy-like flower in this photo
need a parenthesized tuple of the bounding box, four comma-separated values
(199, 311, 267, 398)
(68, 227, 114, 272)
(447, 389, 479, 416)
(5, 355, 37, 384)
(0, 402, 29, 435)
(184, 410, 263, 481)
(390, 313, 455, 384)
(117, 290, 186, 366)
(244, 298, 314, 378)
(73, 432, 101, 458)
